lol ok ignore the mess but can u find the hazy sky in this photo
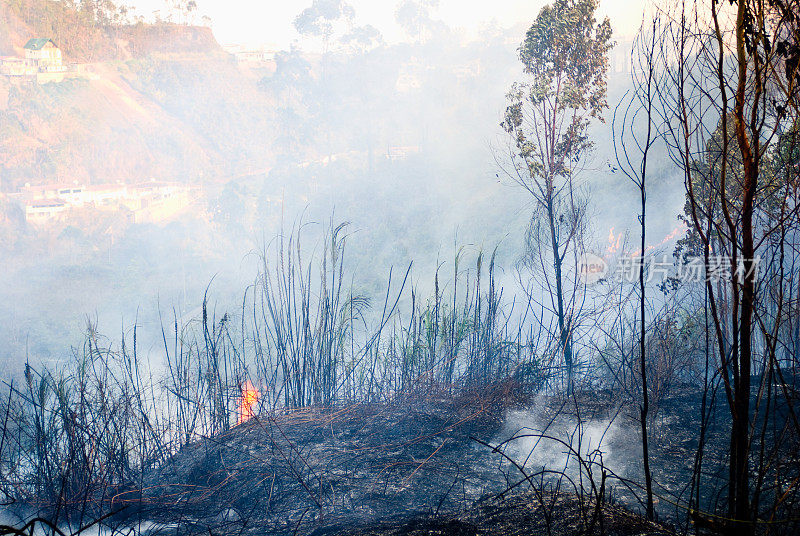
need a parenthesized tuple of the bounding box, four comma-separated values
(128, 0, 649, 48)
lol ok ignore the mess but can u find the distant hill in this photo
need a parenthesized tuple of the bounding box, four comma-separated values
(0, 0, 221, 61)
(0, 0, 276, 192)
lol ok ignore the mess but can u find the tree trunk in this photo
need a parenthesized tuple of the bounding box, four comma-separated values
(639, 185, 655, 521)
(546, 187, 572, 392)
(730, 0, 757, 531)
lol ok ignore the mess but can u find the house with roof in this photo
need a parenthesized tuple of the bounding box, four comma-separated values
(1, 38, 67, 83)
(23, 38, 65, 72)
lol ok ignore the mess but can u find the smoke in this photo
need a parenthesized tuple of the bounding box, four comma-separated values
(0, 2, 683, 384)
(495, 402, 642, 489)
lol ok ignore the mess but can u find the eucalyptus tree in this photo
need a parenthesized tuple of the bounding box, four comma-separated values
(501, 0, 612, 391)
(294, 0, 356, 53)
(656, 0, 800, 532)
(394, 0, 447, 44)
(293, 0, 384, 162)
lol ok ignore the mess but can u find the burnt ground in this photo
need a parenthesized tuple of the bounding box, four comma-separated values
(133, 389, 514, 535)
(336, 492, 671, 536)
(118, 382, 798, 536)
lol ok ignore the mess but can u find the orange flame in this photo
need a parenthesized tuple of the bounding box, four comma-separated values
(606, 227, 623, 256)
(659, 224, 687, 245)
(631, 224, 688, 257)
(237, 381, 259, 425)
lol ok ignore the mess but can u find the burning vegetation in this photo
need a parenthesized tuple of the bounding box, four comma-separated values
(237, 381, 259, 425)
(1, 0, 800, 535)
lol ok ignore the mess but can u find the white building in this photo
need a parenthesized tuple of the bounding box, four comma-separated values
(23, 38, 65, 73)
(25, 199, 68, 222)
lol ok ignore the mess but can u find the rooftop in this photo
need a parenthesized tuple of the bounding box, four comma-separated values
(23, 38, 56, 51)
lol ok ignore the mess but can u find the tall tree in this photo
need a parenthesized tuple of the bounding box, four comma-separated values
(657, 1, 800, 532)
(294, 0, 356, 52)
(613, 18, 662, 521)
(501, 0, 611, 391)
(394, 0, 446, 44)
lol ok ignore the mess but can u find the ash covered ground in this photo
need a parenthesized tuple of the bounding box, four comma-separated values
(114, 384, 758, 536)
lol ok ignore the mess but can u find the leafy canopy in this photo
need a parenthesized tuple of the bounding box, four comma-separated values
(502, 0, 612, 181)
(521, 0, 612, 117)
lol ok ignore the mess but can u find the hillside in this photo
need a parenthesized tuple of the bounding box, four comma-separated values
(113, 392, 677, 536)
(0, 0, 220, 61)
(0, 0, 276, 192)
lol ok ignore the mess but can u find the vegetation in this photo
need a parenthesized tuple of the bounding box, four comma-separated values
(500, 0, 612, 393)
(650, 1, 800, 533)
(0, 0, 799, 535)
(2, 0, 213, 61)
(0, 221, 548, 523)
